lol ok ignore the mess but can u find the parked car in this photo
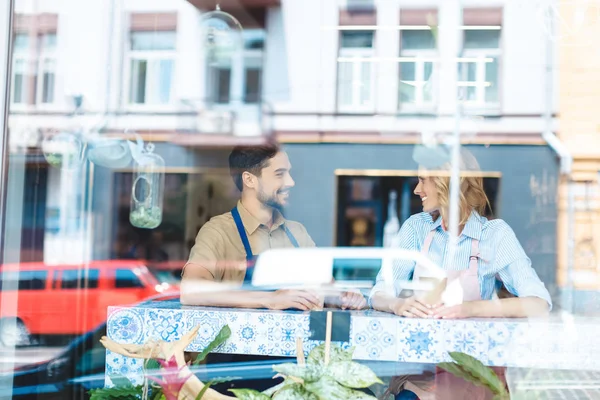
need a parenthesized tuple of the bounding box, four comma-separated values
(0, 260, 178, 346)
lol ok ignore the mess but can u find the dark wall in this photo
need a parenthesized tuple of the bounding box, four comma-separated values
(282, 143, 559, 291)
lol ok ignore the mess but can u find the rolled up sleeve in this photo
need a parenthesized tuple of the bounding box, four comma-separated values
(370, 219, 419, 299)
(183, 224, 224, 281)
(495, 223, 553, 310)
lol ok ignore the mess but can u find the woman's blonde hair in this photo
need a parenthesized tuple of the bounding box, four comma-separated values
(423, 148, 491, 226)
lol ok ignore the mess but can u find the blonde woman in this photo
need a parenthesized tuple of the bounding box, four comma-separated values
(370, 148, 551, 319)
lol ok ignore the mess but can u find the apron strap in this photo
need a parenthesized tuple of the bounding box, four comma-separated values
(231, 206, 253, 261)
(421, 230, 436, 255)
(283, 225, 300, 248)
(468, 238, 480, 272)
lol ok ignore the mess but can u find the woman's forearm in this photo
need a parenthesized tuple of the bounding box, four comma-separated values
(469, 297, 550, 318)
(370, 293, 399, 313)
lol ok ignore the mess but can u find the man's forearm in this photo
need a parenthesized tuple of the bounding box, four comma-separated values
(469, 297, 550, 318)
(180, 281, 270, 308)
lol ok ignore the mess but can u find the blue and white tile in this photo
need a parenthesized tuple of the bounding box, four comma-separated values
(105, 350, 145, 386)
(397, 319, 445, 363)
(486, 321, 518, 366)
(222, 311, 270, 355)
(443, 321, 489, 364)
(143, 308, 187, 343)
(185, 310, 230, 352)
(351, 316, 397, 361)
(268, 313, 310, 356)
(107, 308, 145, 344)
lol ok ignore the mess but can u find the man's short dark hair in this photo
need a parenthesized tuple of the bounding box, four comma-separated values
(229, 144, 280, 191)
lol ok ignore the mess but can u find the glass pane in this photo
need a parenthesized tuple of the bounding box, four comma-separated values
(0, 271, 47, 290)
(129, 59, 147, 103)
(340, 31, 374, 48)
(399, 62, 416, 104)
(399, 81, 415, 103)
(115, 269, 144, 288)
(244, 68, 262, 103)
(158, 59, 173, 104)
(61, 269, 99, 289)
(486, 57, 499, 102)
(130, 31, 176, 51)
(400, 62, 416, 81)
(401, 30, 436, 50)
(337, 61, 353, 106)
(244, 37, 264, 50)
(464, 30, 501, 49)
(214, 67, 231, 103)
(359, 63, 371, 105)
(13, 34, 29, 51)
(13, 73, 24, 103)
(42, 59, 56, 103)
(41, 33, 57, 50)
(423, 62, 433, 102)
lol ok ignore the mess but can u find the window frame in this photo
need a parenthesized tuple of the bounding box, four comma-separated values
(124, 32, 177, 111)
(458, 29, 502, 113)
(336, 31, 376, 113)
(35, 33, 57, 106)
(10, 34, 31, 109)
(206, 29, 265, 106)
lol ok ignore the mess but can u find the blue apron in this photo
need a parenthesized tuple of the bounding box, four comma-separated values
(231, 206, 300, 283)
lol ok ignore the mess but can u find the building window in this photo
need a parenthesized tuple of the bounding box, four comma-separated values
(11, 34, 30, 105)
(60, 269, 100, 289)
(337, 30, 375, 112)
(458, 29, 501, 108)
(128, 31, 176, 105)
(11, 33, 58, 106)
(0, 271, 47, 290)
(207, 29, 264, 105)
(115, 269, 144, 289)
(37, 33, 57, 104)
(399, 29, 437, 110)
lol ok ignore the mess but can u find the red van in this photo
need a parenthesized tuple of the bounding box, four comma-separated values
(0, 260, 178, 347)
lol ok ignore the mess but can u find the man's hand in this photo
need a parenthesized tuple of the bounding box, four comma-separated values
(264, 289, 323, 311)
(390, 296, 435, 318)
(339, 291, 367, 310)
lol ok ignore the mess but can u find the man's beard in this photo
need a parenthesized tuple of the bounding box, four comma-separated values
(257, 188, 285, 211)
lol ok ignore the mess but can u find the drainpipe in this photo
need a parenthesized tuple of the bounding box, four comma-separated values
(541, 10, 575, 314)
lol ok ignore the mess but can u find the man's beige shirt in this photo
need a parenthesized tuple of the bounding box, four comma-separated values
(184, 201, 315, 283)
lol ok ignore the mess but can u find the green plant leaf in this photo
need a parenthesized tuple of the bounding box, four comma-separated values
(272, 383, 318, 400)
(89, 385, 144, 400)
(263, 380, 290, 397)
(145, 359, 161, 371)
(305, 376, 377, 400)
(108, 373, 133, 388)
(196, 378, 233, 400)
(448, 352, 508, 396)
(193, 325, 232, 365)
(307, 344, 354, 366)
(273, 363, 323, 382)
(152, 388, 165, 400)
(438, 362, 478, 385)
(325, 361, 382, 388)
(229, 388, 271, 399)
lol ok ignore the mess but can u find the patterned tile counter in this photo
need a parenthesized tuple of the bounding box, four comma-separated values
(106, 300, 600, 385)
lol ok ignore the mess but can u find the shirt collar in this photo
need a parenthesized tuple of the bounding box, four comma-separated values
(236, 201, 286, 235)
(461, 211, 484, 240)
(429, 210, 483, 240)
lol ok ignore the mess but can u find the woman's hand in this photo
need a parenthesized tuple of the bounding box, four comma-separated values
(325, 291, 367, 310)
(431, 302, 474, 319)
(391, 297, 434, 318)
